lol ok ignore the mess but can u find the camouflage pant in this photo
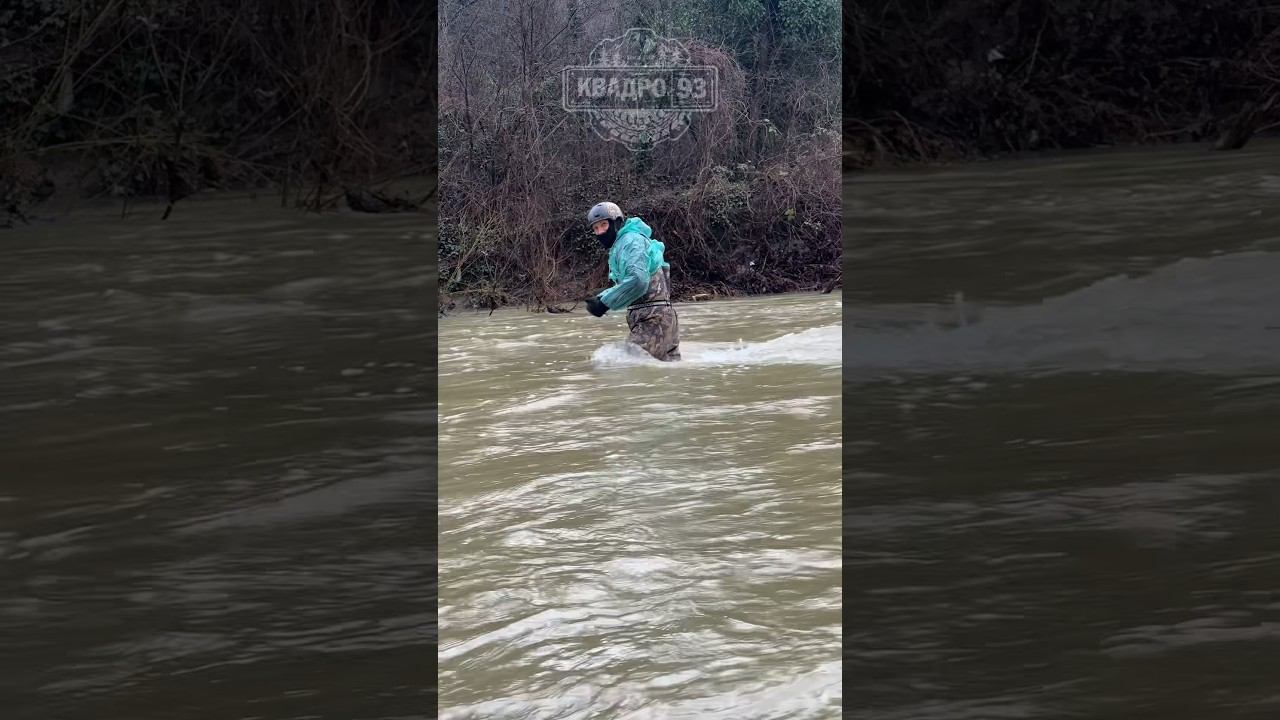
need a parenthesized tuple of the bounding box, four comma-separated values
(624, 266, 680, 360)
(626, 304, 681, 361)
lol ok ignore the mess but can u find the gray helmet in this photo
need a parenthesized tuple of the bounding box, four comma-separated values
(586, 201, 624, 228)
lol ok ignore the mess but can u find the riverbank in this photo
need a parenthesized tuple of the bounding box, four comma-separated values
(438, 286, 841, 319)
(5, 172, 438, 229)
(437, 259, 842, 316)
(439, 255, 843, 315)
(439, 151, 842, 314)
(843, 128, 1280, 173)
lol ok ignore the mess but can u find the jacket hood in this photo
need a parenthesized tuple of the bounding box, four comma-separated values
(619, 216, 652, 239)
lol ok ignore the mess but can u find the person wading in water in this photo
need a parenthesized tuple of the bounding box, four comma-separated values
(583, 201, 681, 361)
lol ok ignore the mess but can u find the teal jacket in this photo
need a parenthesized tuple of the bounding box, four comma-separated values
(597, 217, 668, 310)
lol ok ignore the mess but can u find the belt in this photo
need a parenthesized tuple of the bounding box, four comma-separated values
(628, 299, 671, 310)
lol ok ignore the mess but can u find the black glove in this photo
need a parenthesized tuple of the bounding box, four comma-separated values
(585, 295, 608, 317)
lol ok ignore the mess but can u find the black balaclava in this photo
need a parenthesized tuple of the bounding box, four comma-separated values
(598, 217, 622, 249)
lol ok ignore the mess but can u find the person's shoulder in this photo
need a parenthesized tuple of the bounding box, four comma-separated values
(618, 231, 646, 249)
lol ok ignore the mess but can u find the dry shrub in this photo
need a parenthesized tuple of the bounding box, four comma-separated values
(439, 0, 841, 308)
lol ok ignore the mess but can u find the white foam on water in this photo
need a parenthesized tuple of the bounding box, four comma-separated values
(786, 440, 842, 454)
(494, 390, 583, 415)
(590, 324, 842, 368)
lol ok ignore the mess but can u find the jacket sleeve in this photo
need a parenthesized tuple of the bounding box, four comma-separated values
(598, 236, 650, 310)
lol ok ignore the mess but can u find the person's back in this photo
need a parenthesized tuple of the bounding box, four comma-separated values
(583, 203, 681, 361)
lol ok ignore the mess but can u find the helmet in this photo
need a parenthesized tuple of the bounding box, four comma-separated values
(586, 201, 624, 228)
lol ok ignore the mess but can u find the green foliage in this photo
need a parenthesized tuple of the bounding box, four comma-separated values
(631, 137, 655, 175)
(778, 0, 839, 54)
(664, 0, 838, 69)
(701, 169, 751, 230)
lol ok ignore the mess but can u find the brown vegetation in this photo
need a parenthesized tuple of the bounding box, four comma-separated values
(439, 0, 842, 310)
(1, 0, 434, 224)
